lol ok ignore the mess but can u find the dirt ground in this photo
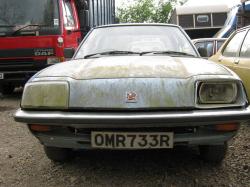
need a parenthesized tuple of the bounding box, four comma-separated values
(0, 91, 249, 187)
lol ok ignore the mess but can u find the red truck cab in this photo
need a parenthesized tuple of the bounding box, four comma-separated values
(0, 0, 115, 94)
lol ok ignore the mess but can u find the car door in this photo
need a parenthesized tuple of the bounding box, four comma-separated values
(213, 30, 247, 71)
(234, 29, 250, 98)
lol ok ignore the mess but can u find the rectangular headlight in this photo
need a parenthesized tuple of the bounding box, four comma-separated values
(21, 82, 69, 109)
(47, 57, 60, 64)
(198, 82, 237, 104)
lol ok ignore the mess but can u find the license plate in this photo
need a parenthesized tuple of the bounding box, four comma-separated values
(0, 73, 3, 79)
(91, 132, 174, 149)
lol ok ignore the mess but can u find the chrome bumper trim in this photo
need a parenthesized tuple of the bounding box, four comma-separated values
(15, 107, 250, 128)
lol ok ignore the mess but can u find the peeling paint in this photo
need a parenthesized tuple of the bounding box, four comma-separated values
(69, 78, 195, 109)
(27, 55, 238, 109)
(36, 56, 230, 80)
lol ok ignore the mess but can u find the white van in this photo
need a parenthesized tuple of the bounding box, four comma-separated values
(169, 0, 239, 38)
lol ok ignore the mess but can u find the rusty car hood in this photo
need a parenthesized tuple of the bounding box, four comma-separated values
(37, 56, 231, 79)
(29, 56, 241, 109)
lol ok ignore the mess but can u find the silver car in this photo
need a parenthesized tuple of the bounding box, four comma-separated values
(15, 24, 250, 163)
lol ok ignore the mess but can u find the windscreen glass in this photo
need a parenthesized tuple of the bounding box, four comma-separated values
(75, 26, 198, 58)
(0, 0, 60, 35)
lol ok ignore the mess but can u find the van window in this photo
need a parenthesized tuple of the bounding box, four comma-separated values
(223, 31, 246, 57)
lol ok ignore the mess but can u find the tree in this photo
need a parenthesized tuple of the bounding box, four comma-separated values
(117, 0, 186, 23)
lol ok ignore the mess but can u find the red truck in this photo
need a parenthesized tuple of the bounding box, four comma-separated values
(0, 0, 115, 94)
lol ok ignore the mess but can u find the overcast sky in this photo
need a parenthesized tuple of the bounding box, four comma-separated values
(115, 0, 133, 8)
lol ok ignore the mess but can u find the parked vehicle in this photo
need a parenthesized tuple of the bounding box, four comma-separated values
(193, 38, 226, 58)
(215, 1, 250, 38)
(210, 26, 250, 99)
(169, 0, 239, 39)
(0, 0, 115, 95)
(15, 24, 250, 163)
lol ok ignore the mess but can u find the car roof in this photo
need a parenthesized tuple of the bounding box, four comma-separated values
(94, 23, 181, 29)
(237, 25, 250, 32)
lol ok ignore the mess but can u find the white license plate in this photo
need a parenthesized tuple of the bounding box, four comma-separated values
(0, 73, 3, 79)
(91, 132, 174, 149)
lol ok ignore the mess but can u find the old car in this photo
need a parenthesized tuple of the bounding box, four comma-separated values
(210, 26, 250, 99)
(193, 38, 226, 58)
(15, 24, 250, 163)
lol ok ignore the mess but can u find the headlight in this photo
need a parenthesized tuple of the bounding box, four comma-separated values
(198, 82, 237, 104)
(21, 82, 69, 109)
(47, 57, 61, 64)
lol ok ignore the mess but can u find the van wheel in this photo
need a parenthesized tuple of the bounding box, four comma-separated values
(199, 143, 228, 164)
(1, 84, 15, 95)
(44, 146, 73, 162)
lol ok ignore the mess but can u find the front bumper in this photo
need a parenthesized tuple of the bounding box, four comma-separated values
(15, 107, 250, 128)
(14, 108, 250, 148)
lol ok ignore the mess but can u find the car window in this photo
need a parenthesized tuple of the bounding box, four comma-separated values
(195, 41, 214, 57)
(217, 41, 225, 51)
(223, 31, 246, 57)
(240, 30, 250, 58)
(76, 26, 198, 58)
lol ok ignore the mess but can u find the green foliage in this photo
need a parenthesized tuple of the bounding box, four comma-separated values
(117, 0, 183, 23)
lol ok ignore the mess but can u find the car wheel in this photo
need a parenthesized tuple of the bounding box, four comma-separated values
(1, 84, 15, 95)
(199, 143, 228, 164)
(44, 146, 73, 162)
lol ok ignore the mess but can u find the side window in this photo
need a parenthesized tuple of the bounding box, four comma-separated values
(240, 30, 250, 58)
(217, 41, 225, 51)
(195, 41, 214, 57)
(223, 31, 246, 57)
(62, 0, 76, 28)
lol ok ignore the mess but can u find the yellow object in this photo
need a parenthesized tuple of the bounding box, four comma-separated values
(209, 30, 250, 100)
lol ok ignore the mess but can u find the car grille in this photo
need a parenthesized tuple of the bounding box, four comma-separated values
(70, 127, 197, 136)
(0, 58, 47, 72)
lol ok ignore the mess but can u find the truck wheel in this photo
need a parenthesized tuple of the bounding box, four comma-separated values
(199, 143, 228, 164)
(44, 146, 73, 162)
(1, 84, 15, 95)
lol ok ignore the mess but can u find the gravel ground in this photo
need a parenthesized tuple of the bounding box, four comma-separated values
(0, 91, 249, 187)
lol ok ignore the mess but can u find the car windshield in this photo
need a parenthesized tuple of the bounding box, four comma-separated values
(0, 0, 60, 35)
(75, 25, 198, 59)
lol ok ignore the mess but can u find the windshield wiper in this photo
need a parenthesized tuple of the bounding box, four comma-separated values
(11, 24, 46, 36)
(140, 51, 196, 57)
(83, 50, 141, 59)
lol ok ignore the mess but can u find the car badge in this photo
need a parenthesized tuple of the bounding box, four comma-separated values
(126, 91, 138, 103)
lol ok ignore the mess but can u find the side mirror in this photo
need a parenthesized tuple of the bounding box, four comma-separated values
(64, 48, 75, 59)
(197, 47, 208, 57)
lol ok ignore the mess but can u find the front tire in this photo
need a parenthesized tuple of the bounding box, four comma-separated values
(199, 143, 228, 164)
(44, 146, 73, 162)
